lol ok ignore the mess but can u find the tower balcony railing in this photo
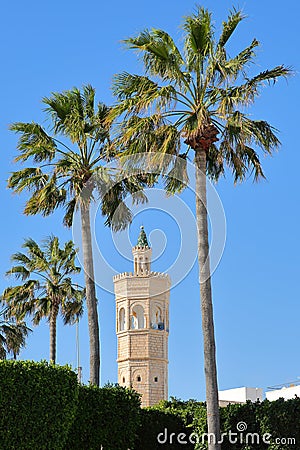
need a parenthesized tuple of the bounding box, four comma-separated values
(113, 271, 170, 281)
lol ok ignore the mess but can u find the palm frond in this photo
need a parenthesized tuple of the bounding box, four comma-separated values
(218, 8, 245, 48)
(5, 266, 30, 281)
(219, 111, 281, 182)
(163, 153, 189, 194)
(206, 144, 225, 181)
(216, 65, 292, 114)
(63, 198, 77, 227)
(43, 87, 99, 149)
(223, 111, 280, 152)
(32, 297, 51, 325)
(9, 252, 31, 266)
(211, 39, 259, 83)
(22, 238, 45, 262)
(23, 177, 67, 217)
(124, 29, 187, 87)
(83, 84, 96, 121)
(112, 73, 158, 101)
(224, 39, 259, 77)
(103, 198, 133, 232)
(10, 122, 56, 163)
(4, 320, 31, 358)
(111, 73, 178, 119)
(183, 6, 213, 71)
(62, 288, 85, 325)
(2, 282, 40, 320)
(0, 307, 31, 359)
(43, 89, 83, 138)
(116, 114, 181, 161)
(8, 168, 49, 194)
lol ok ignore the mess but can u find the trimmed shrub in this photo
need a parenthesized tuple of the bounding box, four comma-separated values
(220, 401, 266, 450)
(255, 397, 300, 450)
(1, 360, 299, 450)
(134, 408, 194, 450)
(220, 398, 300, 449)
(0, 360, 78, 450)
(146, 397, 300, 450)
(65, 383, 141, 450)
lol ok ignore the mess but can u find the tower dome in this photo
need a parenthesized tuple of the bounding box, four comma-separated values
(136, 226, 149, 247)
(132, 226, 152, 276)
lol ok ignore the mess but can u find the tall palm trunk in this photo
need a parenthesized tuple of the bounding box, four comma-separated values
(80, 201, 100, 386)
(49, 303, 59, 364)
(195, 149, 221, 450)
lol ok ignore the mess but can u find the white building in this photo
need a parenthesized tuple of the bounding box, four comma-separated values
(218, 387, 263, 406)
(266, 384, 300, 401)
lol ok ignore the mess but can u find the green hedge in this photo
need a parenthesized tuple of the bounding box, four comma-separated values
(1, 361, 299, 450)
(0, 360, 78, 450)
(150, 397, 300, 450)
(134, 408, 194, 450)
(65, 383, 141, 450)
(221, 398, 300, 450)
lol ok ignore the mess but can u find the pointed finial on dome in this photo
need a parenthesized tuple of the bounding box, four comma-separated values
(137, 226, 150, 248)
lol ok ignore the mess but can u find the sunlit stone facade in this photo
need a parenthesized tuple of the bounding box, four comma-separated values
(113, 227, 170, 407)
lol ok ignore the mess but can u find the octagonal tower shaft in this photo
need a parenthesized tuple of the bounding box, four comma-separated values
(113, 227, 170, 407)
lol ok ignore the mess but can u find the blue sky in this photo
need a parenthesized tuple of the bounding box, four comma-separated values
(1, 0, 299, 400)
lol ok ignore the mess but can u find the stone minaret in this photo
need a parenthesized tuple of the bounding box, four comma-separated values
(113, 226, 170, 407)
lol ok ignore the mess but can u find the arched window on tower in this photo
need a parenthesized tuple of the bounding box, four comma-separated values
(119, 307, 125, 331)
(151, 305, 164, 330)
(145, 257, 150, 273)
(139, 257, 143, 274)
(131, 305, 145, 329)
(134, 257, 138, 274)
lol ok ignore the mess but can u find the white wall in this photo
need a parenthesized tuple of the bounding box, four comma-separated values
(219, 387, 263, 403)
(266, 385, 300, 401)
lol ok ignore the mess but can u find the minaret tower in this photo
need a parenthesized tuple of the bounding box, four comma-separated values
(113, 226, 170, 407)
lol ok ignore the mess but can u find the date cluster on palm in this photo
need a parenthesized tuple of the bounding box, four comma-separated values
(184, 123, 219, 151)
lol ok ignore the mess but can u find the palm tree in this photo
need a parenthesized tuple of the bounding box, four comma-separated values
(0, 307, 31, 360)
(8, 86, 148, 384)
(109, 7, 291, 447)
(2, 236, 84, 364)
